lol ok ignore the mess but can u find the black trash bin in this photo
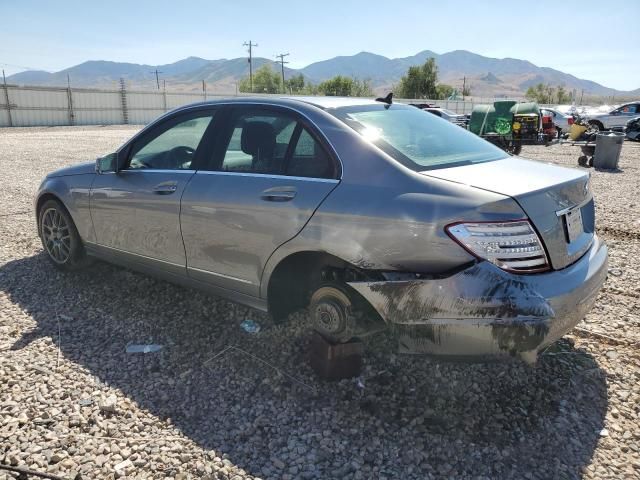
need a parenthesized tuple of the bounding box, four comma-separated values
(593, 132, 624, 169)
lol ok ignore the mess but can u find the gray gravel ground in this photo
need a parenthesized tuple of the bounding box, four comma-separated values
(1, 126, 639, 480)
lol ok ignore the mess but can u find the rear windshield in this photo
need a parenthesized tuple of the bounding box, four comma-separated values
(330, 104, 507, 170)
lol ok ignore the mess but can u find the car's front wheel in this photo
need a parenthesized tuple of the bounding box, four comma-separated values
(38, 199, 90, 270)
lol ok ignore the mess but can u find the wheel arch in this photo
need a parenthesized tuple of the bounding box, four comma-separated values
(264, 249, 381, 322)
(35, 192, 68, 234)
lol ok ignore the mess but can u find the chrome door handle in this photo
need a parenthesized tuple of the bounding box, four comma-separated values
(153, 184, 178, 195)
(261, 187, 296, 202)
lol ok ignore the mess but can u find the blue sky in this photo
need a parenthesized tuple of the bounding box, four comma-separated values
(1, 0, 638, 90)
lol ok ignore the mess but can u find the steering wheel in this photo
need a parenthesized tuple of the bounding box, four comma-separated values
(168, 146, 196, 169)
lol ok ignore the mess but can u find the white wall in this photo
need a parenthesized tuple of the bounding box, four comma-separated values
(1, 84, 547, 127)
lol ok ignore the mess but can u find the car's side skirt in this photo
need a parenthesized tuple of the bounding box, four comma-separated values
(84, 242, 268, 312)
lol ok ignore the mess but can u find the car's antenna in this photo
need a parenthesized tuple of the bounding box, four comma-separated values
(375, 92, 393, 105)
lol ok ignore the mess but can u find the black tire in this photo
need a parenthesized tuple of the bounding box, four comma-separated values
(507, 142, 522, 156)
(309, 284, 357, 343)
(588, 121, 603, 132)
(38, 199, 91, 270)
(578, 155, 589, 167)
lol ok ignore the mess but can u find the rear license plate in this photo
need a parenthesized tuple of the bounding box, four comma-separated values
(565, 207, 584, 243)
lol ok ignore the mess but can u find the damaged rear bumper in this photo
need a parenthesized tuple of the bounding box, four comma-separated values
(348, 235, 608, 362)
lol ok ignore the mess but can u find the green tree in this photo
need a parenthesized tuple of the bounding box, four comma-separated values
(238, 64, 281, 93)
(525, 83, 572, 104)
(317, 76, 372, 96)
(397, 57, 439, 99)
(436, 84, 454, 100)
(397, 66, 423, 98)
(556, 85, 570, 104)
(285, 74, 305, 94)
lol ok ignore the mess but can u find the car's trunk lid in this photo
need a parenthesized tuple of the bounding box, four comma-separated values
(421, 157, 593, 270)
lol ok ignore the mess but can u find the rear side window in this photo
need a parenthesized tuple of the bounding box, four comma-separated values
(221, 113, 296, 174)
(286, 128, 334, 179)
(218, 109, 337, 179)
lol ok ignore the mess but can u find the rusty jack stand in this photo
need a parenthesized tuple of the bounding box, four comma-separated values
(309, 331, 364, 379)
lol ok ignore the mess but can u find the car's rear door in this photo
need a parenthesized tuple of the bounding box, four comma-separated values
(90, 109, 217, 273)
(180, 104, 340, 296)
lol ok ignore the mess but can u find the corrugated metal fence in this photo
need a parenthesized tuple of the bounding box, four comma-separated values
(0, 84, 218, 127)
(0, 84, 531, 127)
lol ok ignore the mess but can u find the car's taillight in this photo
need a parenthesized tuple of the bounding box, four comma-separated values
(446, 220, 550, 273)
(568, 117, 574, 125)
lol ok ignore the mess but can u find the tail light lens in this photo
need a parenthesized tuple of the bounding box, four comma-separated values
(446, 220, 550, 273)
(568, 117, 574, 125)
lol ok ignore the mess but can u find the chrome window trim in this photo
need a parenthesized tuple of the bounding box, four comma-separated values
(117, 100, 345, 179)
(188, 266, 254, 285)
(118, 169, 196, 174)
(195, 170, 340, 184)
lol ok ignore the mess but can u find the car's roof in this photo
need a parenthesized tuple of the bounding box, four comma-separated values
(182, 95, 385, 111)
(282, 96, 382, 109)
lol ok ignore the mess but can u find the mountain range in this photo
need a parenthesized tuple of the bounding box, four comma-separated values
(7, 50, 639, 98)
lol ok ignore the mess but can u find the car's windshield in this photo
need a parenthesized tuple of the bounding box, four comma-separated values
(330, 104, 507, 170)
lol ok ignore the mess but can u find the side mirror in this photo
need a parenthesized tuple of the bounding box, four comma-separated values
(96, 153, 118, 174)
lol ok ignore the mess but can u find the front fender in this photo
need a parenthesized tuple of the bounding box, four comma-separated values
(35, 174, 96, 243)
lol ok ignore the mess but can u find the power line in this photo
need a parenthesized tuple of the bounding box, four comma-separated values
(275, 53, 290, 93)
(243, 41, 258, 93)
(0, 61, 42, 71)
(149, 69, 163, 90)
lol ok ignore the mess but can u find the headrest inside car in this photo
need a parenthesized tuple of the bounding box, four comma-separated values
(241, 121, 276, 160)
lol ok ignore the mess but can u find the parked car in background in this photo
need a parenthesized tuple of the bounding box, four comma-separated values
(409, 103, 468, 128)
(626, 116, 640, 141)
(422, 107, 468, 128)
(35, 96, 607, 364)
(541, 107, 575, 136)
(583, 101, 640, 131)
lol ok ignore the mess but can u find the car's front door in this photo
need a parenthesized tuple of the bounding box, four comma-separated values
(180, 105, 340, 296)
(609, 104, 639, 128)
(90, 110, 216, 273)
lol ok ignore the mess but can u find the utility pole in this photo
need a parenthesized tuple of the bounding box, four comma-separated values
(66, 74, 75, 126)
(150, 69, 163, 90)
(243, 40, 258, 92)
(2, 69, 13, 127)
(462, 76, 466, 101)
(275, 53, 289, 93)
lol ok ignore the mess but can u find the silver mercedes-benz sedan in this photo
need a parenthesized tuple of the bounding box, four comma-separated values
(35, 96, 608, 363)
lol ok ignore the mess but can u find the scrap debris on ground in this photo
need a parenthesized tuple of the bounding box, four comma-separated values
(0, 126, 639, 479)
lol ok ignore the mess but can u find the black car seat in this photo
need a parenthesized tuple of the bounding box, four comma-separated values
(241, 121, 277, 173)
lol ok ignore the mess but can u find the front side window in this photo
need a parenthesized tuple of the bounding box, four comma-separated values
(128, 115, 214, 170)
(619, 104, 638, 114)
(331, 104, 507, 171)
(219, 110, 336, 179)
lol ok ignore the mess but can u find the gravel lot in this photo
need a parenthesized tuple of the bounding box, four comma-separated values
(1, 126, 639, 480)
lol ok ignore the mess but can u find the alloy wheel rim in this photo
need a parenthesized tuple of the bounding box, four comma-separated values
(42, 208, 71, 264)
